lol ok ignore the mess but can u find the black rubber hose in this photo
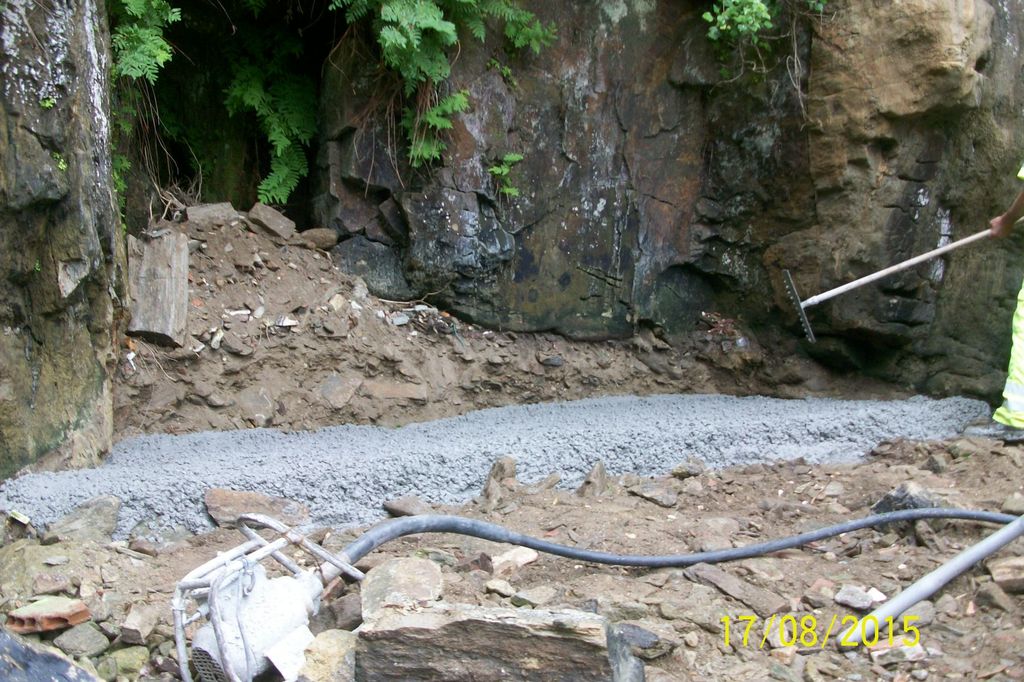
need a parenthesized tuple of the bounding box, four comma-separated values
(341, 508, 1017, 568)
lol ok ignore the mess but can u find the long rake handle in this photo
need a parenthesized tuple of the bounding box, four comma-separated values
(801, 229, 992, 309)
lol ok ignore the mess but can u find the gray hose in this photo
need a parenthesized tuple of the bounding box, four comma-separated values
(839, 512, 1024, 646)
(341, 508, 1016, 568)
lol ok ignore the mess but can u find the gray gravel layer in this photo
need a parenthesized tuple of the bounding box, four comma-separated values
(0, 394, 988, 538)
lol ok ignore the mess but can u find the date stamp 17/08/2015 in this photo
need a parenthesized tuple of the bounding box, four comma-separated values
(720, 614, 921, 650)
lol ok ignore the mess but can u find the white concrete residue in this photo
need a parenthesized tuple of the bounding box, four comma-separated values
(602, 0, 629, 25)
(930, 208, 954, 283)
(82, 0, 111, 165)
(1, 0, 71, 105)
(601, 0, 656, 30)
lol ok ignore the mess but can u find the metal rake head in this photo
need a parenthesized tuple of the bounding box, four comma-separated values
(782, 269, 816, 343)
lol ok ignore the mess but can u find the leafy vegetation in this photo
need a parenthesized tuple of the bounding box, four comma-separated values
(702, 0, 774, 45)
(330, 0, 554, 175)
(702, 0, 828, 82)
(110, 0, 180, 84)
(223, 31, 318, 204)
(401, 90, 470, 168)
(52, 152, 68, 172)
(487, 152, 524, 198)
(109, 0, 553, 206)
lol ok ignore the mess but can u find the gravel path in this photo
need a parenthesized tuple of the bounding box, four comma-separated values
(0, 394, 988, 538)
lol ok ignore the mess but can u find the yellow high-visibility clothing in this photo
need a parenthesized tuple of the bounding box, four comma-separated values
(992, 162, 1024, 427)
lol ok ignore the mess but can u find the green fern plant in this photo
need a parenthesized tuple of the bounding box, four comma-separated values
(487, 58, 517, 88)
(330, 0, 554, 168)
(225, 51, 317, 204)
(401, 90, 470, 168)
(487, 152, 523, 197)
(110, 0, 180, 84)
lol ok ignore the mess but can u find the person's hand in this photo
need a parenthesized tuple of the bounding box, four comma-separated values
(991, 214, 1015, 238)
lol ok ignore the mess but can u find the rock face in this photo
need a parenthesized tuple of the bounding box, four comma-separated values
(0, 0, 124, 476)
(317, 0, 1024, 398)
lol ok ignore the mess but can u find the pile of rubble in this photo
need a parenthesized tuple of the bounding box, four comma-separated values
(114, 201, 858, 442)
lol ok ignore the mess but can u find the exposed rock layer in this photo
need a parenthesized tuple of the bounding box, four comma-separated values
(316, 0, 1024, 398)
(0, 0, 124, 476)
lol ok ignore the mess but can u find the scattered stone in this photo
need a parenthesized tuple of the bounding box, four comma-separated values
(525, 473, 561, 494)
(219, 330, 252, 356)
(923, 452, 949, 473)
(615, 622, 676, 660)
(987, 556, 1024, 593)
(126, 231, 189, 347)
(803, 579, 835, 609)
(455, 552, 493, 573)
(357, 601, 640, 681)
(120, 603, 160, 645)
(682, 563, 787, 617)
(576, 461, 610, 498)
(485, 579, 516, 598)
(935, 593, 959, 615)
(834, 584, 875, 611)
(204, 391, 234, 408)
(1000, 492, 1024, 515)
(537, 353, 565, 367)
(871, 482, 945, 513)
(186, 202, 239, 228)
(907, 600, 935, 625)
(127, 538, 159, 557)
(235, 386, 276, 427)
(33, 571, 72, 595)
(588, 597, 649, 622)
(204, 488, 310, 527)
(297, 629, 356, 682)
(97, 645, 149, 679)
(53, 622, 110, 658)
(974, 582, 1017, 613)
(299, 227, 340, 250)
(417, 547, 457, 567)
(695, 517, 740, 552)
(671, 459, 706, 479)
(479, 456, 518, 512)
(6, 596, 91, 634)
(329, 592, 363, 631)
(360, 557, 443, 619)
(869, 642, 927, 666)
(866, 587, 887, 604)
(511, 585, 558, 608)
(249, 202, 297, 240)
(914, 520, 944, 551)
(43, 495, 121, 544)
(822, 480, 845, 498)
(628, 480, 678, 508)
(492, 547, 539, 576)
(382, 495, 433, 517)
(319, 374, 362, 409)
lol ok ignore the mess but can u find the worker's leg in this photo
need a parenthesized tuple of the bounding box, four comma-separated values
(994, 277, 1024, 428)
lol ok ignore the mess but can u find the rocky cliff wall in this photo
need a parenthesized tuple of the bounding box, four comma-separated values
(316, 0, 1024, 399)
(0, 0, 124, 476)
